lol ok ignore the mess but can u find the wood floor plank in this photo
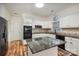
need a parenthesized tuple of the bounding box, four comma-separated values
(5, 40, 28, 56)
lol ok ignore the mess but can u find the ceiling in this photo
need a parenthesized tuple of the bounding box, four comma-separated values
(4, 3, 78, 17)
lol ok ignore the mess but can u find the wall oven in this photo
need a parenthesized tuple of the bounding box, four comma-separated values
(23, 26, 32, 39)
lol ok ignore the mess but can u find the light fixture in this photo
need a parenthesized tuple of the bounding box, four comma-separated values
(35, 3, 44, 8)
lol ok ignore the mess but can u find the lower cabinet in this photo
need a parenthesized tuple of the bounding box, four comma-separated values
(65, 37, 79, 55)
(28, 46, 58, 56)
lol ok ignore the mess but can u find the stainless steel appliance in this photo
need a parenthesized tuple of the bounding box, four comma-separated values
(28, 37, 65, 54)
(0, 17, 8, 56)
(23, 26, 32, 39)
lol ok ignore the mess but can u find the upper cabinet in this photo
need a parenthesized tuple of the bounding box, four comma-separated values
(65, 37, 79, 55)
(32, 20, 52, 28)
(56, 5, 79, 28)
(60, 14, 79, 28)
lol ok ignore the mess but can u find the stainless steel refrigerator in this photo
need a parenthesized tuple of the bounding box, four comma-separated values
(0, 17, 8, 56)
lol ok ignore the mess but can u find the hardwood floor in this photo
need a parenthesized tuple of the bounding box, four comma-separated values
(5, 40, 28, 56)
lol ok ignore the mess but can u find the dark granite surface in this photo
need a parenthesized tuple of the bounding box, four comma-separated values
(27, 37, 65, 54)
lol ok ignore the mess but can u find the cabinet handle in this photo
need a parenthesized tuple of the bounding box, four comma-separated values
(70, 42, 72, 44)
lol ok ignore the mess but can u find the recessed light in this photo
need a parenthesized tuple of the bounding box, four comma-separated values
(35, 3, 44, 8)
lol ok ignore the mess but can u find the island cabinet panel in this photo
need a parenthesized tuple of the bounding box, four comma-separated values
(52, 34, 55, 38)
(65, 37, 79, 55)
(28, 46, 58, 56)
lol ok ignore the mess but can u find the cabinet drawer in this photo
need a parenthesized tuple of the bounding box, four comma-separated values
(65, 41, 73, 51)
(65, 42, 77, 55)
(72, 39, 79, 55)
(65, 37, 73, 43)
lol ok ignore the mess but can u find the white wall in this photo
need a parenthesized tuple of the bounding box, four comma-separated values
(8, 14, 23, 42)
(0, 4, 10, 21)
(56, 5, 79, 28)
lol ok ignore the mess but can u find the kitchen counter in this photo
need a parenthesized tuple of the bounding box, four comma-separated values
(32, 28, 52, 34)
(56, 29, 79, 38)
(54, 31, 79, 38)
(32, 28, 79, 38)
(27, 37, 65, 54)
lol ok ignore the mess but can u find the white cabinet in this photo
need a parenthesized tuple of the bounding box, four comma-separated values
(52, 34, 55, 38)
(60, 14, 79, 28)
(28, 46, 58, 56)
(60, 19, 71, 28)
(32, 34, 55, 38)
(65, 37, 79, 55)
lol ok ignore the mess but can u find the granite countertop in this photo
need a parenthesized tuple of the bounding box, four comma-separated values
(32, 28, 53, 34)
(56, 29, 79, 38)
(32, 28, 79, 38)
(27, 37, 65, 54)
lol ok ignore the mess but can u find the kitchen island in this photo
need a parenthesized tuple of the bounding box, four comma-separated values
(27, 37, 65, 56)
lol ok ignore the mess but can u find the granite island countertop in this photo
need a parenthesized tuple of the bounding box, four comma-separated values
(28, 37, 65, 54)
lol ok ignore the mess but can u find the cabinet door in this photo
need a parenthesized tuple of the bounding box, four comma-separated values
(65, 37, 76, 54)
(72, 38, 79, 55)
(70, 38, 77, 54)
(52, 34, 55, 38)
(65, 37, 79, 55)
(65, 37, 73, 52)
